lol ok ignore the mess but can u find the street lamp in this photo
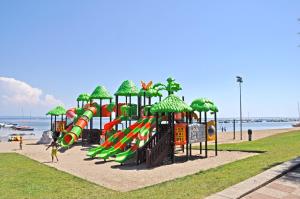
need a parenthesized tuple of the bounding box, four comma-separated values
(236, 76, 243, 140)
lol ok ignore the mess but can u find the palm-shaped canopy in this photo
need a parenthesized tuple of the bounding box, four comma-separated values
(150, 94, 192, 113)
(46, 106, 66, 116)
(138, 87, 162, 97)
(76, 93, 90, 102)
(190, 98, 219, 113)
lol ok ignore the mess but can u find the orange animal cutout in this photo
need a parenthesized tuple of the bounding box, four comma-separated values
(141, 80, 153, 90)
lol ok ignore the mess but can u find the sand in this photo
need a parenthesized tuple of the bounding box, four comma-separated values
(213, 127, 300, 144)
(0, 127, 298, 192)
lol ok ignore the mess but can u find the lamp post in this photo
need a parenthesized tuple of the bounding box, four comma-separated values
(236, 76, 243, 140)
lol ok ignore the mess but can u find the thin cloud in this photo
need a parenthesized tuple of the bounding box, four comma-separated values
(0, 77, 64, 115)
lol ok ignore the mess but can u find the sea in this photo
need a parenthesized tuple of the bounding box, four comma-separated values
(0, 116, 298, 141)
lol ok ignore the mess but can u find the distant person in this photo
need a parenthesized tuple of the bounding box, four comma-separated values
(224, 127, 227, 132)
(46, 141, 59, 162)
(19, 136, 23, 150)
(221, 127, 224, 132)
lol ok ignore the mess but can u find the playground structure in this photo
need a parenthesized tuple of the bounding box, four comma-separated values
(47, 77, 219, 168)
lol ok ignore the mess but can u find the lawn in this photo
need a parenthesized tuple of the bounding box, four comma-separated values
(0, 130, 300, 199)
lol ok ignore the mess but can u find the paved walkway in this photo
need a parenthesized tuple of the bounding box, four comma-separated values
(243, 166, 300, 199)
(206, 157, 300, 199)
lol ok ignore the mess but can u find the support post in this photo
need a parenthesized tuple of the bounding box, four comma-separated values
(143, 92, 146, 116)
(129, 94, 131, 126)
(125, 96, 128, 128)
(138, 96, 141, 119)
(50, 115, 53, 131)
(171, 112, 175, 163)
(116, 95, 119, 131)
(100, 99, 102, 135)
(214, 112, 218, 156)
(199, 111, 202, 154)
(233, 119, 236, 139)
(90, 100, 93, 130)
(109, 98, 112, 122)
(186, 112, 189, 161)
(239, 81, 243, 140)
(205, 112, 208, 158)
(54, 116, 57, 132)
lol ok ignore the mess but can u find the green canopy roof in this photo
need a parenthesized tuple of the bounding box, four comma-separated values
(76, 93, 90, 102)
(46, 106, 66, 116)
(115, 80, 139, 96)
(90, 86, 112, 99)
(150, 94, 192, 113)
(190, 98, 219, 113)
(138, 88, 162, 97)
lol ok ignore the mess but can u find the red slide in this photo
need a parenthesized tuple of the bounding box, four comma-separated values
(102, 116, 123, 135)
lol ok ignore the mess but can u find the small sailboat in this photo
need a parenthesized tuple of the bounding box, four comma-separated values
(292, 102, 300, 127)
(12, 126, 34, 131)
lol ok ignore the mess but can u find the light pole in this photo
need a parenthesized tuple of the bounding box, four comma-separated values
(236, 76, 243, 140)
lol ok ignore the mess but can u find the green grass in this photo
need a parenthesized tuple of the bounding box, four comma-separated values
(1, 130, 300, 199)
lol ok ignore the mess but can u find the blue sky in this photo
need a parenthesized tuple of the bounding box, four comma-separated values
(0, 1, 300, 117)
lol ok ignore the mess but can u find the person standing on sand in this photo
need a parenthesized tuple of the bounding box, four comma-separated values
(19, 136, 23, 150)
(46, 141, 59, 162)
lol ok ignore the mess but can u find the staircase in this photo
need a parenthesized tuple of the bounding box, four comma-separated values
(136, 124, 171, 167)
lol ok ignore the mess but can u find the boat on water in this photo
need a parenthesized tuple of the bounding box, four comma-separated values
(0, 123, 17, 128)
(12, 126, 34, 131)
(292, 123, 300, 127)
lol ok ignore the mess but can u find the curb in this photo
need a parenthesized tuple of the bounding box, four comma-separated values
(206, 156, 300, 199)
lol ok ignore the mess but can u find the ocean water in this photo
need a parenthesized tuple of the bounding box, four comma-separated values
(0, 116, 297, 141)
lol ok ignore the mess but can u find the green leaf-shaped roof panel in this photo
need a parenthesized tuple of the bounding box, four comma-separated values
(210, 104, 219, 113)
(150, 94, 192, 113)
(115, 80, 139, 96)
(191, 98, 219, 112)
(90, 86, 112, 99)
(76, 93, 90, 102)
(138, 88, 162, 97)
(46, 106, 67, 116)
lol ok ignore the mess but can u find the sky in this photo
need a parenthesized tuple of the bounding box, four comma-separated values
(0, 0, 300, 118)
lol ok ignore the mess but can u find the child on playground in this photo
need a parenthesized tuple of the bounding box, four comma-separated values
(46, 141, 59, 162)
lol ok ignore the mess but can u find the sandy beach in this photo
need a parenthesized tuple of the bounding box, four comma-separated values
(213, 127, 300, 144)
(0, 127, 299, 191)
